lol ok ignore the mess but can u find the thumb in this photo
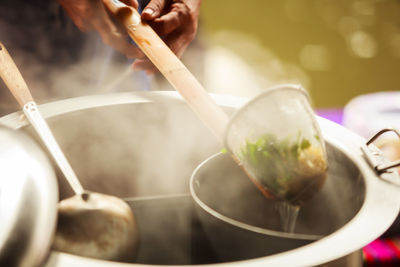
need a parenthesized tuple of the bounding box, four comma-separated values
(141, 0, 166, 20)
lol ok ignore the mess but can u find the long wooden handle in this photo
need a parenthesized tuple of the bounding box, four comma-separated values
(103, 3, 277, 200)
(0, 42, 85, 196)
(104, 0, 229, 142)
(0, 42, 33, 106)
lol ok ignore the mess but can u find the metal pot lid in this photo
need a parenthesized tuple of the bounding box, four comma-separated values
(0, 125, 58, 267)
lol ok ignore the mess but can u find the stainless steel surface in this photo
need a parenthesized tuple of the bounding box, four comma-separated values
(0, 91, 399, 267)
(53, 192, 138, 261)
(0, 125, 58, 267)
(190, 140, 364, 260)
(224, 84, 328, 205)
(22, 101, 138, 261)
(362, 128, 400, 174)
(23, 101, 84, 195)
(0, 40, 138, 260)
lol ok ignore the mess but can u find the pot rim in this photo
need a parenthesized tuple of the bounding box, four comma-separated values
(1, 91, 399, 267)
(190, 151, 325, 241)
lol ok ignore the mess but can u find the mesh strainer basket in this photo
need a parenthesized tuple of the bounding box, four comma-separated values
(224, 84, 328, 205)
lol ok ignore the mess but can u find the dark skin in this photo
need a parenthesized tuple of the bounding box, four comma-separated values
(56, 0, 202, 74)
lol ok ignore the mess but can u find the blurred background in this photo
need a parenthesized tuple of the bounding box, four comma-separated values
(1, 0, 399, 113)
(198, 0, 400, 108)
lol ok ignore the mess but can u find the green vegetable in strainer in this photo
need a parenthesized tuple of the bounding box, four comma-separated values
(239, 133, 327, 205)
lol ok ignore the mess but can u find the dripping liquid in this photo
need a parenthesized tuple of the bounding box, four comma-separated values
(276, 201, 300, 233)
(274, 171, 327, 233)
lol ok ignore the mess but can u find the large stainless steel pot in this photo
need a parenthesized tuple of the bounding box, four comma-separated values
(1, 91, 399, 267)
(0, 125, 58, 267)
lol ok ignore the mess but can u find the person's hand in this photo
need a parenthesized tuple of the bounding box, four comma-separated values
(132, 0, 202, 74)
(56, 0, 144, 59)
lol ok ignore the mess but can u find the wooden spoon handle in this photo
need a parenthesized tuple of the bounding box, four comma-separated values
(104, 0, 229, 142)
(0, 42, 33, 107)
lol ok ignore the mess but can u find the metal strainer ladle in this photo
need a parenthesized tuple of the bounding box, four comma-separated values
(105, 0, 328, 207)
(224, 85, 328, 206)
(0, 42, 138, 261)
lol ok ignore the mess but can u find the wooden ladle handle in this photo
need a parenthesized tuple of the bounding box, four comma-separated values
(0, 42, 33, 107)
(0, 42, 85, 196)
(103, 0, 229, 142)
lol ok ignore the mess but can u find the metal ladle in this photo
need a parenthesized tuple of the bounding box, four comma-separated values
(0, 42, 138, 261)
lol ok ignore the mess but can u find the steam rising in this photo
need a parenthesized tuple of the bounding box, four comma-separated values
(0, 2, 375, 263)
(46, 101, 221, 199)
(0, 1, 150, 116)
(41, 100, 223, 264)
(192, 142, 365, 236)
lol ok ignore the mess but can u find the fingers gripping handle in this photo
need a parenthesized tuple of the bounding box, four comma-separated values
(0, 42, 33, 106)
(104, 0, 229, 142)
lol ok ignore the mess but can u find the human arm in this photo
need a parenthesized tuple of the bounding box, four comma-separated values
(56, 0, 144, 59)
(57, 0, 202, 73)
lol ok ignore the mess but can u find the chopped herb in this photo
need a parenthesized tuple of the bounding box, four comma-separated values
(239, 133, 327, 205)
(300, 139, 311, 150)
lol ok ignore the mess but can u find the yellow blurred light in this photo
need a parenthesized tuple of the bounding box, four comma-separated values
(348, 31, 378, 58)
